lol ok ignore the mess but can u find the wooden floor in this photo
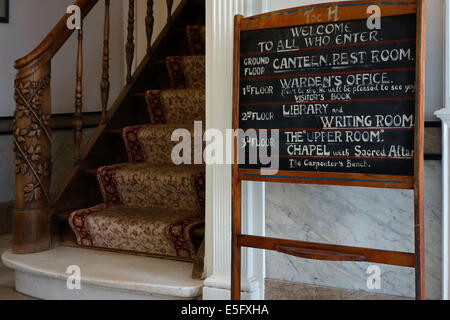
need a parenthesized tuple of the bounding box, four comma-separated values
(0, 234, 36, 300)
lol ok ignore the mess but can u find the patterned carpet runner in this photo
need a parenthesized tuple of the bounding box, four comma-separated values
(68, 26, 206, 262)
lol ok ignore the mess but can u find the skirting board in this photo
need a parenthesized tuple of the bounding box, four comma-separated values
(265, 279, 411, 300)
(0, 201, 13, 235)
(202, 275, 262, 300)
(203, 286, 260, 300)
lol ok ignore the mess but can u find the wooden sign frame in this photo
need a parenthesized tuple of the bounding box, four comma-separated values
(232, 0, 426, 300)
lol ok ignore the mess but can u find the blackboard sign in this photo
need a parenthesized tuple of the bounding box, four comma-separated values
(238, 14, 416, 176)
(233, 1, 425, 190)
(232, 0, 426, 300)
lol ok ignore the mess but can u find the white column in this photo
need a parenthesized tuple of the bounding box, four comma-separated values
(436, 110, 450, 300)
(436, 0, 450, 301)
(203, 0, 266, 300)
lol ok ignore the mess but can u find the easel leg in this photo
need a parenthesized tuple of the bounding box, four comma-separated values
(414, 186, 426, 300)
(414, 0, 426, 301)
(231, 179, 242, 300)
(231, 242, 241, 300)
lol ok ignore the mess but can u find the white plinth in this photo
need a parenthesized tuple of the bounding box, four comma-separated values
(1, 246, 203, 300)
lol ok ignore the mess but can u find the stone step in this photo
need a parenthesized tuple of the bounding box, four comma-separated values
(2, 246, 203, 300)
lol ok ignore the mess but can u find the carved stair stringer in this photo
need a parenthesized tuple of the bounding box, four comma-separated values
(52, 0, 192, 222)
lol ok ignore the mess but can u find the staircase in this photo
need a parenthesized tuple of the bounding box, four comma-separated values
(5, 0, 207, 299)
(67, 28, 206, 264)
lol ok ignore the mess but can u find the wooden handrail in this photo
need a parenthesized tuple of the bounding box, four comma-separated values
(14, 0, 99, 72)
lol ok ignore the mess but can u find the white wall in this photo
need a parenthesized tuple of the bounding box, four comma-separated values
(265, 0, 444, 121)
(0, 0, 124, 117)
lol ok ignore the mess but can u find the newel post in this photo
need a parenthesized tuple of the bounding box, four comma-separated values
(13, 61, 52, 254)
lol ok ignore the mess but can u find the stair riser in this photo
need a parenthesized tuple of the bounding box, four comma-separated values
(187, 26, 206, 55)
(97, 164, 205, 213)
(123, 126, 204, 165)
(166, 56, 205, 89)
(14, 272, 199, 300)
(146, 89, 205, 125)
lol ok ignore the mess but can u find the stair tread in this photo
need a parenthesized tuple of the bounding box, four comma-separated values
(68, 204, 204, 262)
(2, 246, 203, 298)
(73, 205, 202, 224)
(132, 87, 204, 100)
(147, 87, 204, 92)
(125, 123, 197, 130)
(101, 162, 205, 172)
(83, 163, 204, 177)
(77, 205, 200, 218)
(166, 54, 205, 59)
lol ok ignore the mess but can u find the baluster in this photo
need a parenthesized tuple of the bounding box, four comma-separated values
(167, 0, 174, 22)
(146, 0, 154, 55)
(126, 0, 135, 84)
(100, 0, 110, 123)
(74, 25, 83, 163)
